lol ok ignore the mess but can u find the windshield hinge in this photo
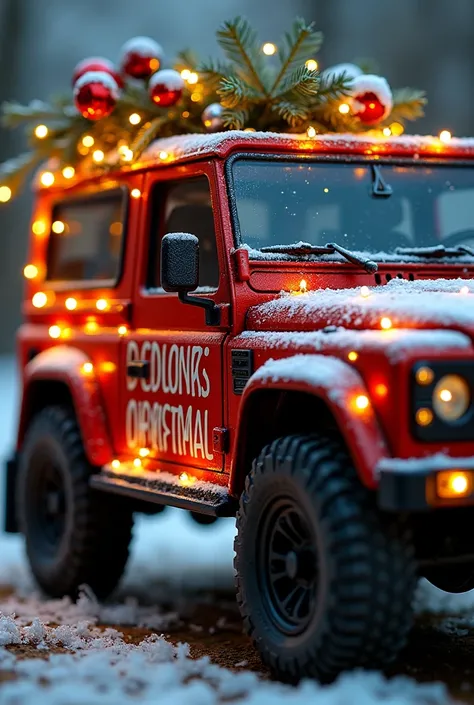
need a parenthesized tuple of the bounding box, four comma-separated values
(371, 164, 393, 197)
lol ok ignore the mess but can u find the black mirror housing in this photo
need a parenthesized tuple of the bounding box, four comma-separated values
(161, 232, 199, 293)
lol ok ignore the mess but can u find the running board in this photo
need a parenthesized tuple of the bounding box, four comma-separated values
(90, 469, 237, 517)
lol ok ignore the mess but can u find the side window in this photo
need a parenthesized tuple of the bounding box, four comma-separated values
(46, 189, 126, 284)
(148, 176, 219, 291)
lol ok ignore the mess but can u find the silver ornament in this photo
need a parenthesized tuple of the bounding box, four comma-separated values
(202, 103, 224, 132)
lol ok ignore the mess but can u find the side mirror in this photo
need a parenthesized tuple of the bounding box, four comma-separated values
(161, 232, 199, 293)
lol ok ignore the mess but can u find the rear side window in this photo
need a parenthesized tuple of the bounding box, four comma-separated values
(46, 189, 126, 283)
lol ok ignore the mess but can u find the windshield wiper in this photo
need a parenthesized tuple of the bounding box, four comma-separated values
(371, 164, 393, 197)
(395, 245, 474, 259)
(260, 242, 378, 273)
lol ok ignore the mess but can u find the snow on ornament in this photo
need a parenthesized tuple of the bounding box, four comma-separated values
(349, 74, 393, 125)
(73, 71, 120, 121)
(72, 57, 123, 88)
(120, 37, 164, 80)
(321, 62, 362, 85)
(149, 70, 184, 107)
(202, 103, 224, 132)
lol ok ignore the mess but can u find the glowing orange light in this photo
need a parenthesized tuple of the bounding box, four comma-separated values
(306, 126, 316, 138)
(437, 470, 472, 499)
(439, 388, 453, 403)
(129, 113, 141, 125)
(40, 171, 55, 187)
(159, 151, 168, 161)
(133, 458, 142, 468)
(48, 325, 61, 339)
(111, 459, 121, 470)
(0, 186, 12, 203)
(375, 383, 388, 398)
(348, 351, 358, 362)
(34, 124, 48, 139)
(23, 264, 39, 279)
(101, 361, 116, 373)
(390, 122, 404, 136)
(262, 42, 277, 55)
(138, 448, 150, 458)
(305, 59, 318, 71)
(118, 325, 128, 336)
(360, 286, 370, 298)
(62, 166, 75, 179)
(416, 408, 433, 426)
(299, 279, 308, 293)
(81, 362, 94, 375)
(96, 298, 108, 311)
(92, 149, 104, 163)
(187, 72, 199, 84)
(439, 130, 452, 143)
(416, 367, 434, 385)
(339, 103, 350, 114)
(382, 127, 391, 137)
(130, 188, 141, 199)
(52, 220, 65, 234)
(82, 135, 94, 148)
(380, 317, 392, 330)
(32, 220, 46, 235)
(180, 69, 191, 80)
(65, 297, 77, 311)
(32, 291, 47, 308)
(84, 321, 99, 334)
(354, 394, 370, 411)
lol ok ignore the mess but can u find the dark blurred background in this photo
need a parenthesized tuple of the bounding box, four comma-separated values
(0, 0, 473, 353)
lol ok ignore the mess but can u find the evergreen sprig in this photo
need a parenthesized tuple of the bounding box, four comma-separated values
(0, 15, 426, 200)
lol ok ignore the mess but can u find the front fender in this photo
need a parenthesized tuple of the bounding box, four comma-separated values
(230, 354, 389, 493)
(18, 345, 113, 466)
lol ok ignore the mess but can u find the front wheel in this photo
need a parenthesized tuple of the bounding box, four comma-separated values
(16, 405, 134, 599)
(234, 434, 417, 683)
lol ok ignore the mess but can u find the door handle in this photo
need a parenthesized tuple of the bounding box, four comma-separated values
(127, 360, 150, 379)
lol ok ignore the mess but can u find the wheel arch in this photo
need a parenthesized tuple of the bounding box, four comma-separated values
(229, 354, 389, 497)
(18, 345, 113, 466)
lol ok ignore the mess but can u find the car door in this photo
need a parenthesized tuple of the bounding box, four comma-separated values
(118, 161, 229, 473)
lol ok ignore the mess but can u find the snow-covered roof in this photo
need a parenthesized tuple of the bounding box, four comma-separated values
(140, 130, 474, 165)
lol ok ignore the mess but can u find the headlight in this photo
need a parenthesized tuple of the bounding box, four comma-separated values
(432, 374, 470, 422)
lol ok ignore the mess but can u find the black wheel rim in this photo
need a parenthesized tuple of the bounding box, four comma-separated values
(27, 455, 67, 556)
(259, 497, 318, 636)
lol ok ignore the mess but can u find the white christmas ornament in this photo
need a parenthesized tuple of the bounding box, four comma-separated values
(202, 103, 224, 132)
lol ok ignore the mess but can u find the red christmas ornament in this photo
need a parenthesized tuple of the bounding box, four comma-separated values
(350, 75, 393, 125)
(120, 37, 164, 80)
(149, 69, 184, 107)
(72, 57, 123, 88)
(73, 71, 120, 121)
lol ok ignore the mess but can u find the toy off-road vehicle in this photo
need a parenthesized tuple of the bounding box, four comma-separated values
(5, 128, 474, 682)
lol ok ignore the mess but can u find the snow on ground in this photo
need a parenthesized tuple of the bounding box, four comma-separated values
(0, 353, 472, 703)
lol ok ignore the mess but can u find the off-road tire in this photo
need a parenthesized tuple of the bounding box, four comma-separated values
(16, 405, 133, 599)
(234, 433, 417, 683)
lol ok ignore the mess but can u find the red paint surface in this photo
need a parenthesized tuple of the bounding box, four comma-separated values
(15, 133, 474, 500)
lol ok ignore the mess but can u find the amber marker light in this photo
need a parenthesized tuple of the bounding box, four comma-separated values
(23, 264, 39, 279)
(375, 383, 388, 398)
(380, 317, 392, 330)
(416, 367, 434, 385)
(416, 408, 433, 426)
(436, 471, 473, 499)
(32, 291, 48, 308)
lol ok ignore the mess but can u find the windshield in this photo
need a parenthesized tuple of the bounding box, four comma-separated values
(231, 159, 474, 261)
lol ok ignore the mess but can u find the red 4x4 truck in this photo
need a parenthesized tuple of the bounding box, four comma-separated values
(4, 130, 474, 681)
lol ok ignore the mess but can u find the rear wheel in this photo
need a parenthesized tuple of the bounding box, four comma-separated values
(16, 405, 133, 599)
(234, 433, 417, 683)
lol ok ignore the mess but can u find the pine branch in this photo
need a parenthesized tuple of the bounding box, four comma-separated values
(198, 58, 235, 85)
(222, 108, 249, 129)
(216, 17, 267, 95)
(276, 66, 319, 100)
(129, 117, 167, 158)
(274, 100, 310, 127)
(175, 48, 200, 70)
(1, 100, 67, 127)
(217, 75, 258, 109)
(388, 88, 426, 122)
(271, 17, 322, 96)
(318, 72, 353, 100)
